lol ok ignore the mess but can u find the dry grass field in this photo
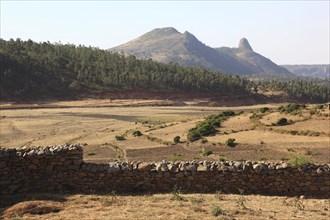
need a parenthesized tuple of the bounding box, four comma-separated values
(1, 99, 329, 219)
(0, 100, 329, 163)
(1, 193, 329, 220)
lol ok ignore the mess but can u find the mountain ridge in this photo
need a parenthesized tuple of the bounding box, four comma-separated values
(281, 64, 330, 79)
(110, 27, 292, 77)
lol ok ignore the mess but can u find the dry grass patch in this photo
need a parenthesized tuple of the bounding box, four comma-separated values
(1, 193, 329, 220)
(146, 119, 201, 143)
(2, 200, 63, 219)
(220, 113, 255, 133)
(272, 118, 330, 134)
(259, 112, 305, 126)
(206, 130, 329, 146)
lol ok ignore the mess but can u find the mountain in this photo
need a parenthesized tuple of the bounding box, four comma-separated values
(281, 64, 330, 80)
(109, 27, 292, 77)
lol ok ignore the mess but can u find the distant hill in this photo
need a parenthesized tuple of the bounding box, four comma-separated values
(110, 27, 292, 77)
(281, 64, 330, 79)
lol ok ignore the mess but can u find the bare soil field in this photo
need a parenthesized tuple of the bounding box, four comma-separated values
(1, 193, 329, 220)
(0, 100, 329, 163)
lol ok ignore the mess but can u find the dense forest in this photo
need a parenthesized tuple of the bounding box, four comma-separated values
(0, 38, 328, 102)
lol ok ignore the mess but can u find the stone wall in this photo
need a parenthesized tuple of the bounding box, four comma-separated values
(0, 144, 329, 196)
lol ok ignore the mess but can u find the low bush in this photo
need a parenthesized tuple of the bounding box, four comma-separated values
(289, 156, 310, 167)
(259, 107, 270, 113)
(210, 205, 225, 217)
(115, 135, 126, 141)
(315, 104, 324, 109)
(200, 149, 213, 156)
(249, 113, 262, 120)
(87, 151, 96, 156)
(201, 138, 208, 144)
(132, 130, 142, 137)
(187, 128, 202, 142)
(171, 153, 182, 161)
(278, 103, 305, 115)
(309, 109, 317, 115)
(225, 138, 236, 147)
(173, 136, 181, 144)
(276, 117, 288, 126)
(170, 186, 185, 201)
(187, 111, 236, 142)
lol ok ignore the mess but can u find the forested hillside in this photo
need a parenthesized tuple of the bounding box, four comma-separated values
(0, 39, 328, 103)
(0, 38, 253, 100)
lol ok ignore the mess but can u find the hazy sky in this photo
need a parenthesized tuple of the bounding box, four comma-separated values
(1, 0, 329, 64)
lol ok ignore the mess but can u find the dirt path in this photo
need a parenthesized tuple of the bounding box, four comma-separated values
(107, 143, 127, 161)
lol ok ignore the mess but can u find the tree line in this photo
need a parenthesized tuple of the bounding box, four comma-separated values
(0, 38, 328, 102)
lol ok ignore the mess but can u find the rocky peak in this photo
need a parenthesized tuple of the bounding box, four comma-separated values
(150, 27, 180, 35)
(183, 31, 199, 42)
(238, 38, 253, 51)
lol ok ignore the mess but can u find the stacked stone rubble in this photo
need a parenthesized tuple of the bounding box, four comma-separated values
(0, 145, 329, 196)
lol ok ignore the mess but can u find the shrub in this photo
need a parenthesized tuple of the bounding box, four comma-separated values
(237, 188, 247, 210)
(173, 136, 181, 144)
(289, 156, 310, 167)
(170, 186, 185, 201)
(197, 122, 217, 136)
(305, 149, 312, 155)
(309, 109, 317, 115)
(187, 111, 236, 142)
(279, 103, 305, 114)
(200, 149, 212, 156)
(187, 122, 216, 142)
(259, 107, 270, 113)
(187, 128, 202, 142)
(190, 196, 205, 204)
(171, 153, 182, 161)
(221, 111, 235, 117)
(115, 135, 126, 141)
(201, 138, 208, 144)
(225, 138, 236, 147)
(249, 113, 262, 120)
(210, 205, 225, 217)
(276, 117, 288, 126)
(132, 130, 142, 137)
(87, 151, 96, 156)
(290, 130, 298, 135)
(315, 104, 324, 109)
(219, 157, 226, 162)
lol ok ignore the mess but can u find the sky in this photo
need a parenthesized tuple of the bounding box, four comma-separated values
(0, 0, 329, 65)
